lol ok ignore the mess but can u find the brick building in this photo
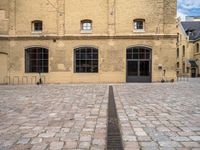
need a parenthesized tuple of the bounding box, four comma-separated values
(0, 0, 177, 84)
(177, 20, 200, 77)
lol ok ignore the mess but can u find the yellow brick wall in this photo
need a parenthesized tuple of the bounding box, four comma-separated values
(65, 0, 108, 34)
(15, 0, 58, 35)
(0, 0, 177, 84)
(0, 0, 8, 34)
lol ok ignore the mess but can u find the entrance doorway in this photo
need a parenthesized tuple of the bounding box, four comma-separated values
(191, 68, 196, 78)
(126, 47, 152, 82)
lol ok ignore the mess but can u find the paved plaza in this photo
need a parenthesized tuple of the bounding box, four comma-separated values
(0, 79, 200, 150)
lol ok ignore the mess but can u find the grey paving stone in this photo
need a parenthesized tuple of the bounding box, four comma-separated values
(78, 141, 91, 149)
(170, 136, 190, 142)
(158, 141, 182, 147)
(140, 141, 158, 147)
(50, 141, 64, 150)
(17, 138, 31, 144)
(31, 143, 48, 150)
(63, 141, 77, 149)
(38, 132, 56, 138)
(189, 136, 200, 141)
(31, 138, 43, 144)
(181, 142, 200, 147)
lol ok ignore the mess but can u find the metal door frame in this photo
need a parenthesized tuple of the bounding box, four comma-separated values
(126, 47, 152, 83)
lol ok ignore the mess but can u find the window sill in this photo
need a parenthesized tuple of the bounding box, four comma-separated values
(80, 30, 92, 34)
(25, 72, 48, 73)
(133, 29, 145, 33)
(31, 31, 43, 34)
(74, 72, 99, 74)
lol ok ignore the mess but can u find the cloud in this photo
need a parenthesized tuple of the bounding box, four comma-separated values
(178, 0, 200, 9)
(177, 10, 187, 21)
(177, 0, 200, 21)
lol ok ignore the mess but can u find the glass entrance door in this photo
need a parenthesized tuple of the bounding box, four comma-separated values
(191, 68, 196, 78)
(126, 47, 152, 82)
(140, 61, 150, 76)
(127, 61, 138, 76)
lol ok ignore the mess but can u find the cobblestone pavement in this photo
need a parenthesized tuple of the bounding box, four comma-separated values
(0, 79, 200, 150)
(114, 80, 200, 150)
(0, 85, 108, 150)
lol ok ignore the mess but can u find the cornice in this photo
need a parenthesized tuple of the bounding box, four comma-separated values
(0, 34, 177, 40)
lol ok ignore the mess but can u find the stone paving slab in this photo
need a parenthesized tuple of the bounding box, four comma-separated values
(114, 80, 200, 150)
(0, 85, 108, 150)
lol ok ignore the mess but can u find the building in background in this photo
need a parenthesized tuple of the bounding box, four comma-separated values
(186, 16, 200, 21)
(0, 0, 177, 84)
(177, 17, 200, 77)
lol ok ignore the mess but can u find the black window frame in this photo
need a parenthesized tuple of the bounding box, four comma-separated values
(25, 47, 49, 73)
(74, 47, 98, 73)
(126, 47, 151, 60)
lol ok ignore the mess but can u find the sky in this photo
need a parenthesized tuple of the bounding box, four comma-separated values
(177, 0, 200, 21)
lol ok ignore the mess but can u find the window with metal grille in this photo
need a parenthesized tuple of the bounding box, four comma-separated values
(74, 47, 98, 73)
(25, 47, 48, 73)
(32, 20, 43, 32)
(81, 20, 92, 31)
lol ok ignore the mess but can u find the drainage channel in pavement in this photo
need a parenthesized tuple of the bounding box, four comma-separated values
(107, 85, 124, 150)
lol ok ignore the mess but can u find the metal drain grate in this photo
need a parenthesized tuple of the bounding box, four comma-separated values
(107, 86, 123, 150)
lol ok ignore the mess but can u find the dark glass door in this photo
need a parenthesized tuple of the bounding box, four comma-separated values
(126, 47, 152, 82)
(127, 61, 138, 76)
(140, 61, 150, 76)
(191, 68, 196, 78)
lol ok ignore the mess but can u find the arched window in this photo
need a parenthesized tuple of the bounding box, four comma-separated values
(133, 19, 145, 31)
(177, 48, 179, 58)
(177, 62, 180, 68)
(25, 47, 48, 73)
(196, 43, 199, 53)
(127, 47, 151, 60)
(182, 62, 185, 73)
(182, 45, 185, 57)
(74, 47, 98, 73)
(81, 20, 92, 31)
(32, 20, 43, 32)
